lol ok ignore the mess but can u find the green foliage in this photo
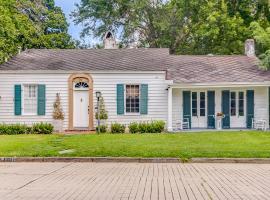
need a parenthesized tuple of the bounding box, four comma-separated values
(73, 0, 269, 57)
(0, 0, 74, 64)
(96, 125, 107, 133)
(95, 96, 108, 120)
(250, 22, 270, 69)
(32, 123, 54, 134)
(259, 50, 270, 70)
(110, 123, 125, 134)
(129, 121, 165, 133)
(0, 123, 53, 135)
(0, 124, 29, 135)
(128, 122, 139, 134)
(52, 93, 64, 120)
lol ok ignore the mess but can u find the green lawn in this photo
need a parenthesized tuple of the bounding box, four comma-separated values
(0, 131, 270, 159)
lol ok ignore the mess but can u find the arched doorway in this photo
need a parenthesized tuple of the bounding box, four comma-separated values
(68, 74, 94, 130)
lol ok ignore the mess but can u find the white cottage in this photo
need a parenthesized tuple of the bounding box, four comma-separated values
(0, 37, 270, 131)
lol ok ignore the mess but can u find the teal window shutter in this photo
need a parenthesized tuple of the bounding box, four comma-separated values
(183, 91, 191, 128)
(14, 85, 22, 115)
(246, 90, 254, 129)
(140, 84, 148, 115)
(117, 84, 124, 115)
(221, 90, 230, 129)
(37, 85, 46, 115)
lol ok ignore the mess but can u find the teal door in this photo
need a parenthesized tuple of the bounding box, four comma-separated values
(222, 90, 230, 129)
(183, 91, 191, 128)
(207, 91, 215, 129)
(246, 90, 254, 128)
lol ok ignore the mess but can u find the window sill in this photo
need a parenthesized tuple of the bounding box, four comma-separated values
(124, 113, 141, 116)
(21, 113, 38, 116)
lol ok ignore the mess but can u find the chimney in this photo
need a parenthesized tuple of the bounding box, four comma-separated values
(103, 31, 118, 49)
(245, 39, 255, 57)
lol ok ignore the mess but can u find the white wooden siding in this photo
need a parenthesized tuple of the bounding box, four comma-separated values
(172, 87, 269, 129)
(0, 72, 168, 130)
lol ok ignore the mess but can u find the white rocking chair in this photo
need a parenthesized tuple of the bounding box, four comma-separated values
(252, 118, 267, 131)
(175, 118, 190, 130)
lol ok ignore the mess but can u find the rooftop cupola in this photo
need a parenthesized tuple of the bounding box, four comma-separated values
(104, 31, 118, 49)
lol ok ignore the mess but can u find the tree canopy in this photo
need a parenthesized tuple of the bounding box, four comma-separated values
(73, 0, 270, 63)
(0, 0, 74, 63)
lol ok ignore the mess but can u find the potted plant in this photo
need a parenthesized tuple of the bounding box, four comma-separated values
(52, 93, 64, 132)
(216, 112, 224, 119)
(216, 112, 225, 130)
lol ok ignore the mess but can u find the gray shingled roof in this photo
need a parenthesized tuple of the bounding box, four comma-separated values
(0, 49, 170, 71)
(1, 48, 270, 84)
(167, 55, 270, 83)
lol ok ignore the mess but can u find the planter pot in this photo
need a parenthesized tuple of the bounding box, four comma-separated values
(53, 120, 63, 133)
(216, 116, 224, 130)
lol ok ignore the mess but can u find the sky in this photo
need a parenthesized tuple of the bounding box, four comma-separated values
(54, 0, 94, 44)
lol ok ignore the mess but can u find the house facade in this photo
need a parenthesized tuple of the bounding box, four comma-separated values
(0, 37, 270, 131)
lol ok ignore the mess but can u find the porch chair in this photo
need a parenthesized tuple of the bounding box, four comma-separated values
(175, 118, 190, 130)
(252, 118, 267, 131)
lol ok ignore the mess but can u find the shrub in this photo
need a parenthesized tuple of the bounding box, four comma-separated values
(128, 122, 139, 133)
(151, 120, 166, 133)
(32, 123, 54, 134)
(138, 122, 149, 133)
(0, 123, 54, 135)
(137, 121, 165, 133)
(96, 125, 107, 133)
(95, 96, 108, 120)
(52, 93, 64, 120)
(111, 123, 125, 134)
(0, 124, 30, 135)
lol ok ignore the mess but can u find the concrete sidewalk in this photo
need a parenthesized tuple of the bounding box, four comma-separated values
(1, 162, 270, 199)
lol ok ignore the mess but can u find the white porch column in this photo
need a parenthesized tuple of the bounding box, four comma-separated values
(167, 87, 173, 132)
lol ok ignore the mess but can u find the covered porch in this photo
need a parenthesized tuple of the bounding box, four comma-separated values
(167, 83, 270, 131)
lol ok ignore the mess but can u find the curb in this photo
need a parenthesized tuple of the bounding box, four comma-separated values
(0, 157, 181, 163)
(190, 158, 270, 164)
(1, 157, 270, 164)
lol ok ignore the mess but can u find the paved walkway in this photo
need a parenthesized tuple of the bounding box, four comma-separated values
(0, 162, 270, 200)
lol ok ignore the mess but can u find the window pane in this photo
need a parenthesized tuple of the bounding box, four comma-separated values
(192, 92, 197, 116)
(200, 92, 205, 116)
(200, 109, 205, 116)
(24, 85, 37, 114)
(230, 92, 236, 116)
(126, 85, 140, 113)
(239, 92, 244, 116)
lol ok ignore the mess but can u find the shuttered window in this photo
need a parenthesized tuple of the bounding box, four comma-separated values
(126, 85, 140, 113)
(230, 92, 236, 116)
(200, 92, 206, 116)
(23, 85, 38, 115)
(239, 92, 244, 116)
(192, 92, 197, 116)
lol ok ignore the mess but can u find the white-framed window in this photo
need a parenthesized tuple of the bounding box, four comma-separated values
(230, 91, 245, 117)
(23, 84, 37, 115)
(125, 84, 140, 113)
(191, 91, 206, 117)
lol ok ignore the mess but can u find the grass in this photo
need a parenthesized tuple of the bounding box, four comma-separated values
(0, 131, 270, 159)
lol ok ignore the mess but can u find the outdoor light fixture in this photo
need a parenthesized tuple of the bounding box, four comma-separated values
(96, 91, 101, 99)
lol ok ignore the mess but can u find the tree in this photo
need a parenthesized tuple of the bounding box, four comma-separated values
(182, 0, 247, 54)
(250, 22, 270, 69)
(72, 0, 250, 54)
(95, 96, 108, 120)
(52, 93, 64, 120)
(0, 0, 75, 63)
